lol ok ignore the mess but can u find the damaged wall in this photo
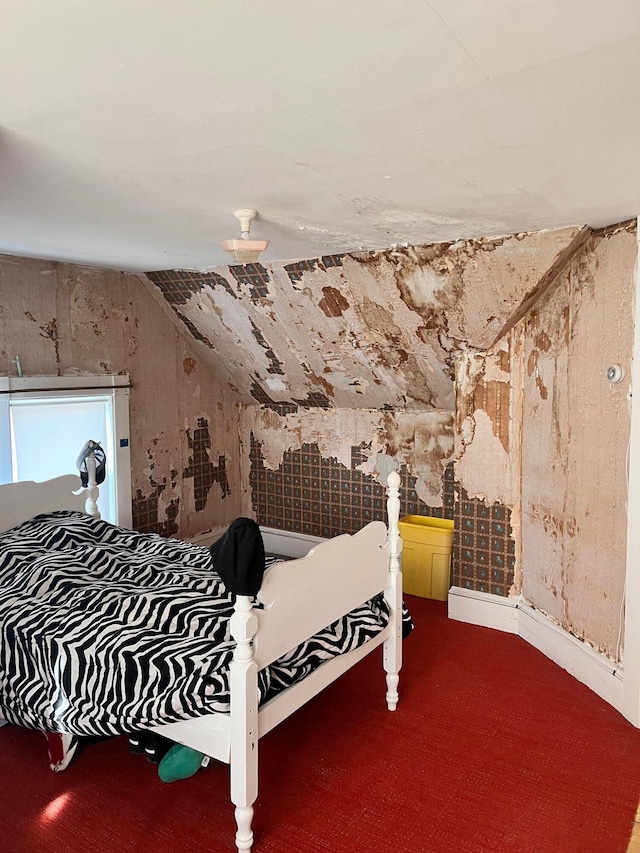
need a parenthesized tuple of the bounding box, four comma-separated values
(3, 220, 633, 660)
(240, 407, 455, 506)
(452, 336, 522, 596)
(0, 254, 243, 537)
(453, 222, 636, 660)
(142, 226, 584, 414)
(239, 407, 455, 539)
(520, 223, 636, 661)
(140, 226, 586, 566)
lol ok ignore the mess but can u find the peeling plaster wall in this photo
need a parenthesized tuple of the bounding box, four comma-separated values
(0, 254, 243, 537)
(239, 406, 455, 511)
(520, 223, 636, 661)
(140, 226, 585, 575)
(142, 226, 583, 414)
(452, 334, 522, 595)
(454, 336, 521, 508)
(452, 223, 636, 637)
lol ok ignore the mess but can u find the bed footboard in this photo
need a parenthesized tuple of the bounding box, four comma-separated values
(227, 470, 402, 853)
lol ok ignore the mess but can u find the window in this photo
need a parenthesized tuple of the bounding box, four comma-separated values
(0, 375, 132, 526)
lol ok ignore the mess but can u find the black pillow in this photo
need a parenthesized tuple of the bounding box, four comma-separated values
(209, 517, 265, 597)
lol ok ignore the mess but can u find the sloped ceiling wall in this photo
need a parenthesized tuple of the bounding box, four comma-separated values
(141, 226, 587, 414)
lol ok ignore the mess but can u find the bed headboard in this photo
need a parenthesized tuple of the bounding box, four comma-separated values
(0, 475, 86, 533)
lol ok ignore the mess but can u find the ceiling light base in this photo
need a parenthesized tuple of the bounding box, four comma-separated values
(220, 239, 269, 264)
(220, 209, 269, 263)
(233, 209, 258, 238)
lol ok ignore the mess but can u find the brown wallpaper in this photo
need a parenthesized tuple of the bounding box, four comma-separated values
(249, 437, 445, 539)
(452, 481, 515, 597)
(249, 441, 514, 597)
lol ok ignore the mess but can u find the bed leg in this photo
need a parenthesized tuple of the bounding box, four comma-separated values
(230, 595, 259, 853)
(385, 671, 400, 711)
(234, 806, 254, 852)
(384, 470, 402, 712)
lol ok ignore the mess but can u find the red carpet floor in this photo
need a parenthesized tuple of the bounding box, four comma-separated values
(1, 597, 639, 853)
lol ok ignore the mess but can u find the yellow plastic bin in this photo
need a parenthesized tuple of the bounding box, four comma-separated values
(398, 515, 454, 601)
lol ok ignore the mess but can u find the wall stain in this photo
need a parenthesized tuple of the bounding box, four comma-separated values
(39, 318, 60, 366)
(531, 504, 576, 540)
(183, 357, 197, 375)
(318, 286, 350, 318)
(183, 417, 231, 511)
(536, 373, 548, 400)
(527, 349, 549, 401)
(303, 369, 334, 397)
(534, 331, 552, 353)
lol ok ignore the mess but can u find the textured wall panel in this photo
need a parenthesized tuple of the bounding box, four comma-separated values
(0, 255, 243, 537)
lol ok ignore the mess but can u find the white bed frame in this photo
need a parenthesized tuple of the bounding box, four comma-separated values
(0, 470, 403, 853)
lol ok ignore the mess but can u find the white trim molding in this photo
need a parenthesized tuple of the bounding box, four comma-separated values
(448, 586, 626, 721)
(188, 526, 228, 548)
(621, 215, 640, 726)
(448, 586, 519, 633)
(260, 526, 325, 558)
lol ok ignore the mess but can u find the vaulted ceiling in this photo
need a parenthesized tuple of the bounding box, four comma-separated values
(1, 1, 639, 272)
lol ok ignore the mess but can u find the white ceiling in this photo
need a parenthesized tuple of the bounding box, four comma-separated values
(2, 0, 640, 272)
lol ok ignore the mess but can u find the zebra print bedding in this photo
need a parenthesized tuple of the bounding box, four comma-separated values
(0, 511, 408, 749)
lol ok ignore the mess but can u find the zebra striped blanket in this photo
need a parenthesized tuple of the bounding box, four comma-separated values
(0, 511, 399, 742)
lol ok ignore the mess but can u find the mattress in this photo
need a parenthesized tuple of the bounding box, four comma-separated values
(0, 511, 410, 740)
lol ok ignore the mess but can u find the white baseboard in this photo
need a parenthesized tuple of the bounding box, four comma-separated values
(188, 526, 228, 548)
(448, 586, 625, 719)
(448, 586, 519, 633)
(260, 526, 326, 558)
(517, 600, 624, 713)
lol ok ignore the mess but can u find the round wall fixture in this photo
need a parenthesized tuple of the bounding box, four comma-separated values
(607, 364, 624, 383)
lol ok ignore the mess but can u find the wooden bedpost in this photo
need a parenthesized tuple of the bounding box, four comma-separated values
(84, 445, 101, 519)
(229, 595, 259, 853)
(383, 470, 402, 711)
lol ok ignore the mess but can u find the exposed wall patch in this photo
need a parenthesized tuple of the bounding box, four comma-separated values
(283, 254, 345, 286)
(183, 417, 231, 510)
(39, 318, 61, 366)
(228, 263, 271, 301)
(146, 271, 205, 305)
(174, 311, 215, 349)
(250, 320, 285, 375)
(249, 437, 447, 538)
(452, 478, 516, 597)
